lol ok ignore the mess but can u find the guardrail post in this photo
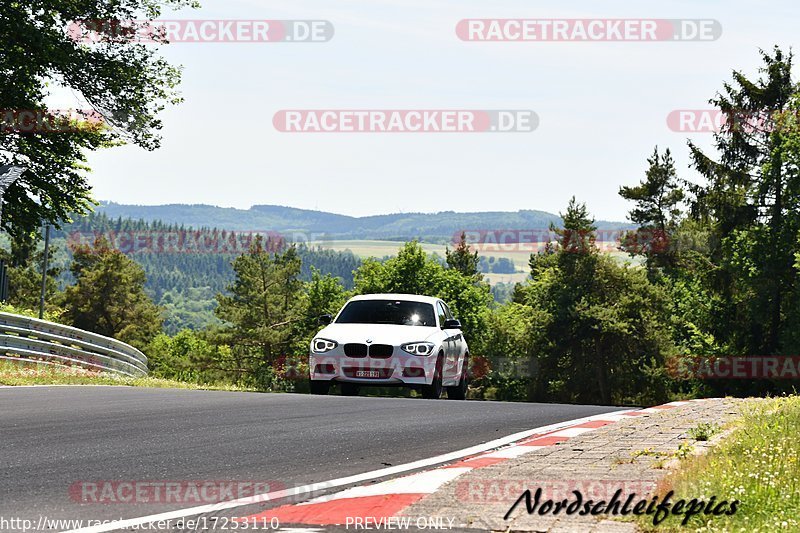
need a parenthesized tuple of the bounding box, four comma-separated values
(0, 261, 8, 302)
(39, 225, 50, 319)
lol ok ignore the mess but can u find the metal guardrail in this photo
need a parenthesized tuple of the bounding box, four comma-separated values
(0, 312, 148, 377)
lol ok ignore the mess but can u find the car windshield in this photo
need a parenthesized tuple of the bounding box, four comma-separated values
(336, 300, 437, 327)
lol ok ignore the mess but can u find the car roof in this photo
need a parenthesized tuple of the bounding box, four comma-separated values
(348, 293, 441, 305)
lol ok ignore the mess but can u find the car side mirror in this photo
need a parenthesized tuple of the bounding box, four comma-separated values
(443, 318, 462, 330)
(318, 314, 333, 325)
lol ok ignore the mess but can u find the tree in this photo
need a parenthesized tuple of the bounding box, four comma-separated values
(0, 230, 61, 311)
(0, 0, 194, 239)
(550, 196, 597, 257)
(354, 241, 492, 348)
(61, 237, 163, 349)
(302, 269, 350, 320)
(146, 330, 234, 384)
(477, 302, 549, 401)
(214, 236, 305, 387)
(619, 148, 685, 274)
(688, 47, 800, 355)
(446, 232, 481, 279)
(290, 269, 351, 356)
(620, 148, 685, 232)
(516, 199, 674, 405)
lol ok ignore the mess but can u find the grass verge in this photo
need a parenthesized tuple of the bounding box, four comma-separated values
(0, 361, 256, 392)
(638, 395, 800, 532)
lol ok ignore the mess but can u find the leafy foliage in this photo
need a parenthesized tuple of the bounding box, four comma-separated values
(211, 237, 304, 388)
(60, 236, 163, 349)
(354, 241, 492, 347)
(687, 47, 800, 357)
(0, 0, 194, 238)
(619, 147, 685, 275)
(446, 232, 481, 278)
(513, 199, 674, 405)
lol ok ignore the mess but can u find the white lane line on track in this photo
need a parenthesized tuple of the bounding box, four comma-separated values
(549, 426, 595, 438)
(482, 445, 541, 459)
(296, 467, 473, 505)
(61, 408, 637, 533)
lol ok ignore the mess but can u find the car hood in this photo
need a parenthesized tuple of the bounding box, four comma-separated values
(316, 323, 441, 345)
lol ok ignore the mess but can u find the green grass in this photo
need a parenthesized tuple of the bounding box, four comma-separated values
(0, 361, 255, 392)
(688, 422, 722, 442)
(638, 396, 800, 532)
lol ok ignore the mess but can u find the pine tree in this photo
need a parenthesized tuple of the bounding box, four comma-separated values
(688, 47, 800, 354)
(619, 147, 685, 272)
(552, 196, 597, 257)
(446, 232, 481, 279)
(61, 237, 163, 349)
(214, 236, 304, 385)
(620, 148, 685, 232)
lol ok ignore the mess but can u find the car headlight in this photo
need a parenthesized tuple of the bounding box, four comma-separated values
(401, 342, 435, 356)
(312, 338, 338, 353)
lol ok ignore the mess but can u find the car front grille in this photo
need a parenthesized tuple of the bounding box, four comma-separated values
(344, 343, 368, 357)
(368, 344, 393, 358)
(344, 343, 394, 358)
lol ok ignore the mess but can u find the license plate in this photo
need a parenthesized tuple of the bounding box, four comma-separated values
(355, 370, 381, 378)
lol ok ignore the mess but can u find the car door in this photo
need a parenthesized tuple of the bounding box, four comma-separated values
(442, 302, 464, 378)
(437, 301, 457, 380)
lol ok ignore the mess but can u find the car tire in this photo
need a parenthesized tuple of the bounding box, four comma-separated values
(446, 355, 469, 400)
(341, 383, 361, 396)
(309, 380, 330, 395)
(421, 355, 444, 399)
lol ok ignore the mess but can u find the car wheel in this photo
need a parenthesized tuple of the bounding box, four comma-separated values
(309, 380, 330, 395)
(421, 355, 444, 399)
(446, 356, 469, 400)
(341, 383, 361, 396)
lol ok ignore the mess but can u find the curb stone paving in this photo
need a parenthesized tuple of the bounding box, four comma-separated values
(402, 397, 743, 532)
(239, 398, 742, 532)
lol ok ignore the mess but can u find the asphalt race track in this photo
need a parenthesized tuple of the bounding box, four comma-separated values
(1, 386, 629, 530)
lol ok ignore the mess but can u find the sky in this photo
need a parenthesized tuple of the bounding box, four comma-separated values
(57, 0, 799, 221)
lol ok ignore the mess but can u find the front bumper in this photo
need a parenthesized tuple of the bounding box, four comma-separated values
(309, 351, 437, 386)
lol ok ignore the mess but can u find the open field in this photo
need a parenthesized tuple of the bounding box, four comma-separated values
(483, 272, 531, 285)
(310, 239, 541, 268)
(310, 239, 456, 260)
(308, 239, 637, 281)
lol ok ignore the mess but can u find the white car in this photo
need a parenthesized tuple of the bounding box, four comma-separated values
(308, 294, 470, 399)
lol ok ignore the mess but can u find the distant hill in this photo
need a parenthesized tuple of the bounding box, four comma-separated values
(95, 202, 631, 243)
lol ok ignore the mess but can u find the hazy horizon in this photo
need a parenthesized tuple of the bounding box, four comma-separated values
(96, 199, 635, 222)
